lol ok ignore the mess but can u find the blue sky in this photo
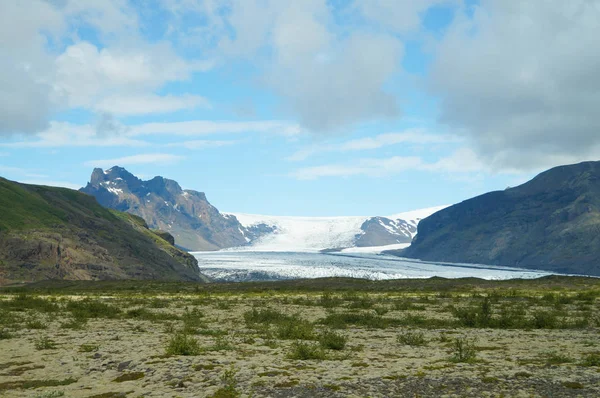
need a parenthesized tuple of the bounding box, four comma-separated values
(1, 0, 599, 216)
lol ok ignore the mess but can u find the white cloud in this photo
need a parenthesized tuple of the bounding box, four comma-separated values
(288, 129, 461, 161)
(95, 94, 211, 116)
(0, 1, 212, 135)
(0, 122, 148, 148)
(356, 0, 454, 34)
(290, 148, 491, 180)
(430, 0, 600, 171)
(84, 153, 185, 168)
(167, 0, 421, 131)
(55, 41, 211, 110)
(129, 120, 303, 137)
(167, 140, 241, 149)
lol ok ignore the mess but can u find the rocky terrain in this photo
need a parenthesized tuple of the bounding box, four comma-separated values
(0, 277, 599, 397)
(401, 161, 600, 276)
(0, 177, 203, 284)
(81, 167, 249, 251)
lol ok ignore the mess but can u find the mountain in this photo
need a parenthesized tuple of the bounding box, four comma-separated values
(0, 177, 204, 284)
(80, 167, 248, 251)
(81, 166, 444, 252)
(228, 206, 446, 252)
(401, 161, 600, 276)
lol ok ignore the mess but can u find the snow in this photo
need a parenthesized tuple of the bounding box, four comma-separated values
(225, 206, 444, 252)
(389, 205, 449, 227)
(106, 187, 123, 195)
(379, 219, 402, 236)
(341, 243, 410, 254)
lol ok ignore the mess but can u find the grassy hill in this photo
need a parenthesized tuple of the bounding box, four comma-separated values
(0, 177, 205, 284)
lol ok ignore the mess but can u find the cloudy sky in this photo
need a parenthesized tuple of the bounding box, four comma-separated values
(1, 0, 599, 216)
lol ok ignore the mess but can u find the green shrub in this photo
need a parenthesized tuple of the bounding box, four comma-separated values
(288, 341, 326, 360)
(582, 352, 600, 367)
(319, 293, 343, 308)
(35, 337, 57, 350)
(26, 319, 47, 329)
(244, 308, 289, 327)
(0, 328, 13, 340)
(79, 343, 99, 353)
(209, 367, 240, 398)
(275, 317, 315, 340)
(397, 330, 427, 346)
(449, 337, 477, 363)
(67, 299, 121, 320)
(319, 330, 347, 350)
(532, 311, 558, 329)
(165, 333, 201, 356)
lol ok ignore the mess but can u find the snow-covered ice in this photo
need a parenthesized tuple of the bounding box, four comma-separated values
(192, 250, 553, 282)
(226, 205, 448, 252)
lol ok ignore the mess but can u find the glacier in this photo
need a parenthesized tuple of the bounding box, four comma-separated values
(225, 205, 448, 252)
(192, 251, 554, 282)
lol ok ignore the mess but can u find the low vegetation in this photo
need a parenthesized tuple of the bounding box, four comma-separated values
(0, 276, 599, 397)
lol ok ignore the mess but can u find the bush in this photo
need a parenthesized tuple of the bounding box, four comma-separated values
(397, 330, 427, 346)
(319, 330, 347, 350)
(275, 317, 315, 340)
(35, 337, 57, 350)
(66, 299, 121, 320)
(582, 352, 600, 367)
(244, 308, 289, 327)
(532, 311, 558, 329)
(165, 333, 201, 356)
(449, 337, 477, 363)
(288, 341, 326, 360)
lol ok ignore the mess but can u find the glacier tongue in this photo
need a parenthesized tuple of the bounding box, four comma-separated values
(226, 205, 448, 252)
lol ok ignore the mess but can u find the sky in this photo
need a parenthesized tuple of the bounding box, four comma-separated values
(1, 0, 599, 216)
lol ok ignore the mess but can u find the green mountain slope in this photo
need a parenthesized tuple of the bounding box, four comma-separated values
(0, 177, 205, 284)
(401, 161, 600, 276)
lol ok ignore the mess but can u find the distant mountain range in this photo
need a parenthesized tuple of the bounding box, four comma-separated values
(0, 177, 204, 284)
(81, 167, 444, 252)
(400, 161, 600, 276)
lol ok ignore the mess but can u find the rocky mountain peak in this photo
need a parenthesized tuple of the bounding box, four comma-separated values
(80, 167, 249, 251)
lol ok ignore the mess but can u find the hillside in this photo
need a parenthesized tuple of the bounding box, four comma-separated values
(401, 161, 600, 276)
(0, 177, 204, 284)
(81, 167, 248, 251)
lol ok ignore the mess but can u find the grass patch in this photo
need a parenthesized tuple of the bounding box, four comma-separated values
(288, 341, 327, 360)
(208, 367, 240, 398)
(449, 337, 477, 363)
(319, 330, 347, 350)
(34, 337, 57, 350)
(581, 352, 600, 367)
(79, 343, 100, 353)
(165, 333, 201, 356)
(0, 378, 77, 391)
(113, 372, 145, 382)
(397, 330, 427, 346)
